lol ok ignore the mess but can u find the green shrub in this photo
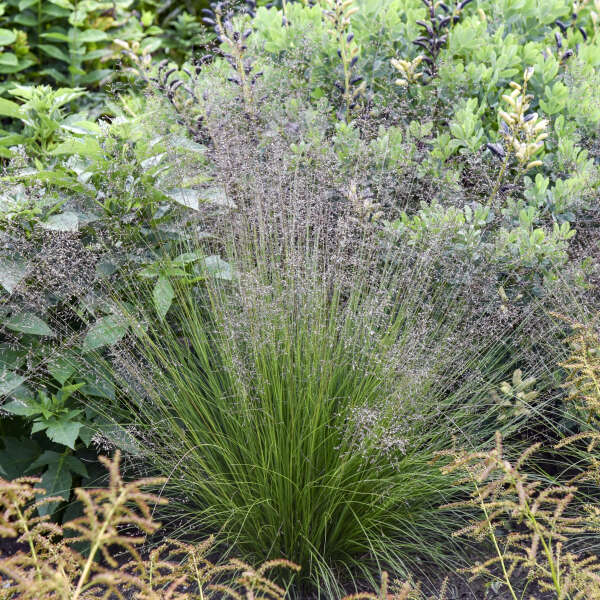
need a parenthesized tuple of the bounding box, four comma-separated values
(0, 91, 210, 518)
(0, 0, 214, 96)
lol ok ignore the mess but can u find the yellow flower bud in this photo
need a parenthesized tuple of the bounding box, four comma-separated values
(502, 95, 517, 109)
(525, 160, 543, 170)
(524, 66, 535, 81)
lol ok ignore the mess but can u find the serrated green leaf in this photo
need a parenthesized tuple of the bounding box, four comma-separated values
(36, 460, 71, 515)
(45, 420, 83, 450)
(0, 369, 25, 397)
(29, 450, 88, 513)
(0, 345, 26, 370)
(5, 312, 55, 336)
(165, 188, 201, 210)
(0, 257, 29, 293)
(82, 314, 128, 352)
(78, 424, 95, 447)
(173, 251, 203, 265)
(2, 397, 39, 417)
(81, 375, 114, 400)
(153, 275, 174, 320)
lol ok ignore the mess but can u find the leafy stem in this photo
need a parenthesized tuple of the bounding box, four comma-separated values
(488, 150, 511, 208)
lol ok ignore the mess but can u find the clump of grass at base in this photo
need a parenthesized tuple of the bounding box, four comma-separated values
(92, 181, 565, 597)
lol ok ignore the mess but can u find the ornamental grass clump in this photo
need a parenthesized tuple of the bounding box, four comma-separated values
(80, 99, 576, 596)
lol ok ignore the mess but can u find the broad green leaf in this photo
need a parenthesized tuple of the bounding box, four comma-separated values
(50, 137, 101, 157)
(0, 53, 18, 67)
(204, 255, 233, 281)
(83, 48, 112, 61)
(40, 32, 70, 42)
(81, 373, 114, 400)
(31, 420, 49, 435)
(0, 58, 35, 74)
(82, 314, 128, 352)
(79, 69, 112, 85)
(0, 97, 22, 120)
(5, 312, 55, 336)
(78, 424, 95, 447)
(29, 451, 85, 476)
(38, 67, 69, 84)
(2, 397, 39, 417)
(140, 37, 162, 53)
(0, 370, 26, 396)
(47, 355, 77, 385)
(38, 43, 70, 63)
(0, 345, 26, 370)
(48, 0, 74, 8)
(0, 257, 28, 293)
(37, 466, 70, 514)
(173, 251, 203, 265)
(203, 186, 235, 208)
(0, 437, 40, 480)
(45, 420, 83, 450)
(95, 418, 141, 454)
(18, 0, 38, 9)
(153, 275, 174, 320)
(13, 13, 38, 27)
(75, 29, 108, 43)
(165, 188, 201, 210)
(0, 29, 16, 46)
(41, 211, 79, 232)
(31, 451, 86, 516)
(61, 120, 101, 135)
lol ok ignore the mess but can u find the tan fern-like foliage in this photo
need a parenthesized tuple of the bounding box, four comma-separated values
(553, 312, 600, 424)
(340, 571, 448, 600)
(552, 313, 600, 490)
(0, 451, 299, 600)
(439, 432, 600, 600)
